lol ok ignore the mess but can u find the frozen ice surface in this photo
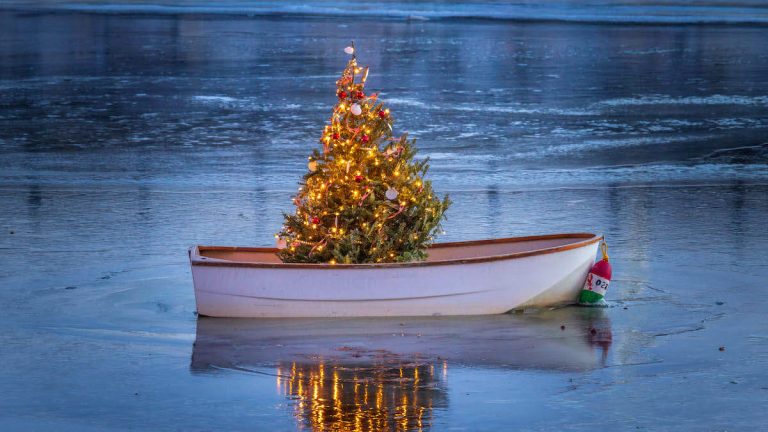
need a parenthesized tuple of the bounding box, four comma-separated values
(1, 4, 768, 431)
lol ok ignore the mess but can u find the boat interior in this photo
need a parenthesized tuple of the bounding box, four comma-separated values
(192, 233, 599, 265)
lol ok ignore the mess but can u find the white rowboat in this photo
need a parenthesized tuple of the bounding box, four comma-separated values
(189, 233, 602, 318)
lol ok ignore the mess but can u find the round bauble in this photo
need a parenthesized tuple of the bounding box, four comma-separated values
(344, 46, 354, 55)
(350, 103, 362, 116)
(385, 187, 399, 200)
(308, 161, 318, 172)
(275, 237, 287, 249)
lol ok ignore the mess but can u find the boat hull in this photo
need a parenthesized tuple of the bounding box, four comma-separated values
(190, 233, 601, 318)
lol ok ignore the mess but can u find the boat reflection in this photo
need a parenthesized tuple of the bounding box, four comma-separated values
(191, 308, 612, 431)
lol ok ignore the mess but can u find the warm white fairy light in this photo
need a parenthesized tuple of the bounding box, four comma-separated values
(275, 44, 449, 264)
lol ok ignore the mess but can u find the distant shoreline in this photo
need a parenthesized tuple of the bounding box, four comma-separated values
(4, 2, 768, 27)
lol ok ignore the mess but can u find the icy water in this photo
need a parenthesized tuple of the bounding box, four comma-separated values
(1, 2, 768, 431)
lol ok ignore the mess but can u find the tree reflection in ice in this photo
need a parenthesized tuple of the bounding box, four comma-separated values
(276, 356, 447, 432)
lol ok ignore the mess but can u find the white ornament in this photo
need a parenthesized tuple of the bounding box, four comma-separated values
(350, 103, 362, 116)
(275, 237, 287, 249)
(344, 46, 355, 55)
(308, 161, 317, 172)
(385, 146, 402, 157)
(385, 187, 399, 201)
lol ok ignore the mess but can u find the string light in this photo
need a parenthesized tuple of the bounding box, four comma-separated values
(275, 46, 449, 264)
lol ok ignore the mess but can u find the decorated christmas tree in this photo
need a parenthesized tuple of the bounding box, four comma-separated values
(276, 44, 450, 264)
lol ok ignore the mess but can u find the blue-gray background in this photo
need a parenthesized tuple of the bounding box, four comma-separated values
(1, 1, 767, 430)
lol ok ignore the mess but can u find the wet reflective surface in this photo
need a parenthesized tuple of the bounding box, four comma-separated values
(1, 3, 768, 431)
(191, 311, 614, 431)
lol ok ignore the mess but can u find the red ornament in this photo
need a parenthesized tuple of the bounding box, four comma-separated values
(361, 134, 369, 143)
(332, 133, 340, 140)
(311, 216, 320, 225)
(338, 91, 347, 99)
(356, 91, 365, 99)
(355, 175, 364, 182)
(378, 110, 387, 118)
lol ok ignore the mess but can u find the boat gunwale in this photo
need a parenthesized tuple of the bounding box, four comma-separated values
(189, 233, 602, 270)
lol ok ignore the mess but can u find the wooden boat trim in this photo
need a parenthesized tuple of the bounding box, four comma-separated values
(190, 233, 602, 270)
